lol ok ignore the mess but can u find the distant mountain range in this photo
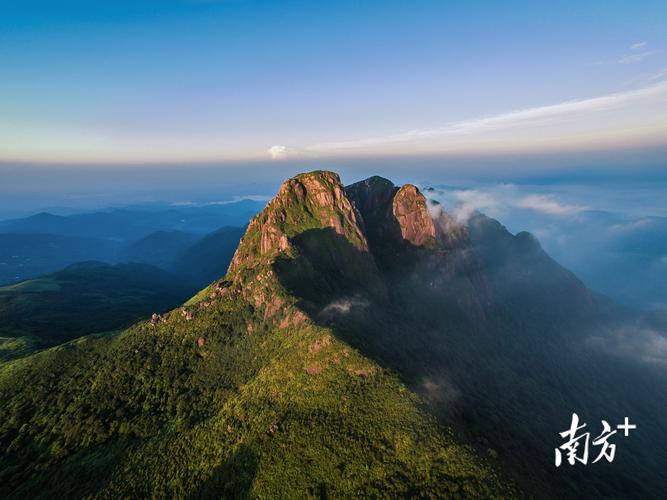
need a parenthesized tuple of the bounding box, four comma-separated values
(169, 226, 246, 288)
(116, 230, 200, 269)
(0, 232, 119, 284)
(0, 201, 261, 239)
(0, 201, 261, 285)
(0, 171, 665, 498)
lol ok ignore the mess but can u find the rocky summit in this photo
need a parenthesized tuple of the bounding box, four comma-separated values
(223, 171, 470, 325)
(1, 170, 665, 499)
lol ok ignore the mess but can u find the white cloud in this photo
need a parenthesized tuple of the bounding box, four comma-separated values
(267, 145, 289, 160)
(610, 218, 653, 232)
(592, 43, 651, 66)
(423, 184, 589, 223)
(320, 297, 369, 316)
(516, 194, 586, 216)
(304, 80, 667, 158)
(420, 376, 460, 406)
(588, 326, 667, 366)
(452, 189, 499, 222)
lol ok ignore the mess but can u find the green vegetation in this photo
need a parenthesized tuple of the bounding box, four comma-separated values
(0, 288, 507, 498)
(0, 172, 511, 497)
(0, 336, 38, 363)
(0, 262, 195, 361)
(8, 170, 664, 498)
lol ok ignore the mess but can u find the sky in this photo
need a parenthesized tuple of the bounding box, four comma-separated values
(1, 0, 666, 164)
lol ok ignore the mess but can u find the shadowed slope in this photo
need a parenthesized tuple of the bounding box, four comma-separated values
(274, 174, 667, 499)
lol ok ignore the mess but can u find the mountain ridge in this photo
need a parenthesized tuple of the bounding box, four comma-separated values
(0, 170, 510, 498)
(1, 170, 665, 498)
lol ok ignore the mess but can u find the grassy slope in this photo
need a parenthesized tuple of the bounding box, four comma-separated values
(0, 289, 507, 498)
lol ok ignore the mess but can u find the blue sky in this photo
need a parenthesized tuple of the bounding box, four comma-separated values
(1, 0, 666, 163)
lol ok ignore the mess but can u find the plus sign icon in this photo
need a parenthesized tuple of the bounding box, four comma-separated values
(617, 417, 637, 437)
(555, 413, 637, 467)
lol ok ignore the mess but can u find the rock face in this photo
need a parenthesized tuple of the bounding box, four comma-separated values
(346, 176, 470, 253)
(225, 171, 380, 327)
(233, 171, 470, 273)
(221, 170, 490, 327)
(229, 171, 369, 276)
(227, 169, 483, 277)
(391, 184, 437, 247)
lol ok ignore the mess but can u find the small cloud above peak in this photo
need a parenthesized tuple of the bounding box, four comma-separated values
(268, 145, 289, 160)
(631, 41, 647, 50)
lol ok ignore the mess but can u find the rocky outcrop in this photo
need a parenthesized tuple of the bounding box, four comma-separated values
(392, 184, 437, 247)
(224, 171, 382, 328)
(216, 170, 490, 328)
(346, 175, 477, 288)
(347, 176, 464, 250)
(347, 174, 491, 317)
(229, 171, 369, 276)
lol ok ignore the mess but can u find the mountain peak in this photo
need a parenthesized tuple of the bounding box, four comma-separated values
(224, 170, 376, 327)
(222, 171, 483, 327)
(291, 169, 341, 184)
(346, 177, 444, 253)
(392, 184, 437, 247)
(229, 171, 368, 271)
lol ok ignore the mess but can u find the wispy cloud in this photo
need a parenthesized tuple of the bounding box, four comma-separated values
(298, 80, 667, 158)
(619, 51, 656, 64)
(647, 68, 667, 83)
(588, 326, 667, 367)
(319, 297, 369, 317)
(619, 42, 656, 64)
(425, 185, 586, 221)
(517, 194, 586, 216)
(610, 217, 654, 232)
